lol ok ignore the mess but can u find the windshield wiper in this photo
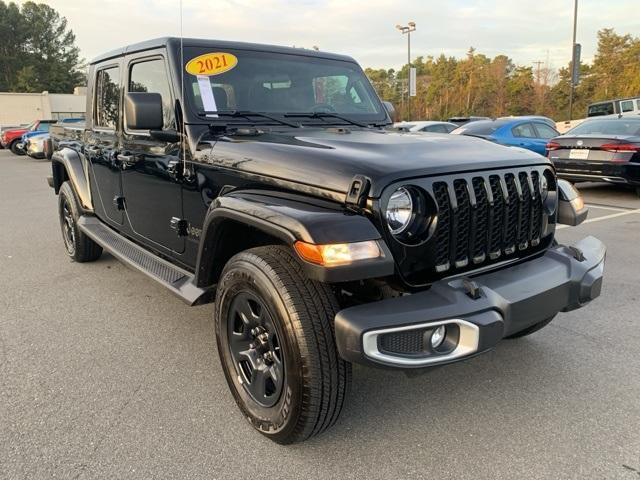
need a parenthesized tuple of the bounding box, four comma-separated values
(199, 110, 301, 128)
(284, 112, 369, 128)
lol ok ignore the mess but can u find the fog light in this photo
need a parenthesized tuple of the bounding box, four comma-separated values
(430, 325, 446, 349)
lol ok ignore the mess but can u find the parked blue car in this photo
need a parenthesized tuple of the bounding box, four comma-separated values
(451, 117, 560, 156)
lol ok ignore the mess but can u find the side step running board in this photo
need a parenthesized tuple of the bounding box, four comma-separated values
(78, 216, 213, 306)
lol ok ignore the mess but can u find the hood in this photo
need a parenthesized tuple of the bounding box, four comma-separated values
(199, 127, 549, 198)
(4, 128, 28, 140)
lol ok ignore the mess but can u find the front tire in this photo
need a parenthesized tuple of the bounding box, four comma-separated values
(58, 182, 103, 262)
(10, 139, 25, 155)
(214, 245, 351, 444)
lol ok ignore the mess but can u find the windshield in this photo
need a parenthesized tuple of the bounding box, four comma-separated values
(566, 119, 640, 136)
(183, 48, 386, 124)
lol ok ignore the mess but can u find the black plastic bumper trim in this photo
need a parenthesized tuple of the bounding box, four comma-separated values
(335, 236, 606, 369)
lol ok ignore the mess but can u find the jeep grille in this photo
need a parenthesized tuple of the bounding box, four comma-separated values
(381, 166, 554, 287)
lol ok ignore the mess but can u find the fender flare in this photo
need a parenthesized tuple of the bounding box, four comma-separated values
(194, 190, 394, 286)
(51, 147, 93, 212)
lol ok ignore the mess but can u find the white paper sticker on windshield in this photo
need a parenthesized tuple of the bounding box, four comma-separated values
(197, 75, 218, 117)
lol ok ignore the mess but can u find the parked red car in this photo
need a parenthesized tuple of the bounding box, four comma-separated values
(1, 120, 55, 155)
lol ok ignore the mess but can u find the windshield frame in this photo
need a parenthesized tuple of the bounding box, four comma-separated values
(180, 46, 389, 127)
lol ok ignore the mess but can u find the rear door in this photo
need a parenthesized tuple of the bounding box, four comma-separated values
(120, 51, 184, 254)
(510, 122, 541, 153)
(86, 62, 124, 226)
(531, 122, 560, 155)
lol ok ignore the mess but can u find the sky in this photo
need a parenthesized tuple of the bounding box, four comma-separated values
(21, 0, 640, 70)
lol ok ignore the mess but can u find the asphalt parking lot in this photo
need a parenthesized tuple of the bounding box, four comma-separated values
(1, 149, 639, 480)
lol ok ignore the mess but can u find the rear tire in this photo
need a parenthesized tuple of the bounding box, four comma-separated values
(504, 315, 556, 339)
(214, 245, 351, 444)
(58, 182, 103, 262)
(10, 139, 25, 155)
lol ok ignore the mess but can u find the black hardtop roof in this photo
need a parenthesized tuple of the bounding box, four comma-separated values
(90, 37, 356, 65)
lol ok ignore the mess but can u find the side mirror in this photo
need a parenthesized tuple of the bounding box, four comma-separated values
(382, 101, 396, 119)
(557, 179, 588, 226)
(43, 136, 54, 160)
(124, 92, 163, 130)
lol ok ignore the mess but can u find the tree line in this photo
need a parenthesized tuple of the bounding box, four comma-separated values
(0, 1, 84, 93)
(365, 29, 640, 122)
(0, 0, 638, 122)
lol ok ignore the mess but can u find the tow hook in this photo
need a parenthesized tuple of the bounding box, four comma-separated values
(462, 277, 482, 300)
(567, 245, 586, 262)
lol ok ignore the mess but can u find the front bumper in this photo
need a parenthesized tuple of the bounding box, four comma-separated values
(27, 143, 45, 159)
(335, 236, 606, 369)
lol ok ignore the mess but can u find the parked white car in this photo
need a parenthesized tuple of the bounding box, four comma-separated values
(25, 132, 49, 159)
(393, 121, 458, 133)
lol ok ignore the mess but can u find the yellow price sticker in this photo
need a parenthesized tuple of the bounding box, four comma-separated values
(185, 52, 238, 76)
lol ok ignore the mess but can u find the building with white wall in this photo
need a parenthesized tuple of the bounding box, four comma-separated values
(0, 88, 86, 125)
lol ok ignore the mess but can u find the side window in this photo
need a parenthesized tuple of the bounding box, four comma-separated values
(512, 123, 537, 138)
(533, 123, 559, 139)
(425, 124, 447, 133)
(128, 59, 175, 130)
(95, 66, 120, 129)
(620, 100, 634, 113)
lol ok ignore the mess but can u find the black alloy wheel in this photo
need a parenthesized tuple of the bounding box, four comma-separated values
(227, 291, 285, 407)
(57, 182, 103, 262)
(60, 196, 77, 256)
(214, 245, 351, 444)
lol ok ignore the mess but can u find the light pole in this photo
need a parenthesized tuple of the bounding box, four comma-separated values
(568, 0, 578, 120)
(396, 21, 416, 120)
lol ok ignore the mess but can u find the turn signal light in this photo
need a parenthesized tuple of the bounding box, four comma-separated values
(294, 240, 381, 266)
(570, 196, 585, 211)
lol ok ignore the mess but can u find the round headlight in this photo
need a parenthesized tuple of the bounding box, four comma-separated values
(540, 175, 549, 201)
(386, 187, 414, 234)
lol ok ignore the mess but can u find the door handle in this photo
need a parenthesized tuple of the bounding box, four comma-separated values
(167, 159, 182, 180)
(116, 152, 138, 169)
(84, 146, 100, 156)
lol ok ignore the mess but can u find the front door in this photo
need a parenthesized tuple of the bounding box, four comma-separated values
(87, 63, 123, 226)
(120, 53, 185, 254)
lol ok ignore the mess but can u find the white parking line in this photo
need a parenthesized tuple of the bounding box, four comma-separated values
(585, 204, 633, 212)
(557, 208, 640, 229)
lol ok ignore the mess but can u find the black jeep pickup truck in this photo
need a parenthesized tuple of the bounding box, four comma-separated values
(48, 37, 605, 444)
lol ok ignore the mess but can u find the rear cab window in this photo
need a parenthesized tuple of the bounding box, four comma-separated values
(94, 66, 121, 129)
(587, 102, 614, 117)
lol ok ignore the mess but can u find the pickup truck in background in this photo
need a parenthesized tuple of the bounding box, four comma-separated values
(47, 37, 606, 444)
